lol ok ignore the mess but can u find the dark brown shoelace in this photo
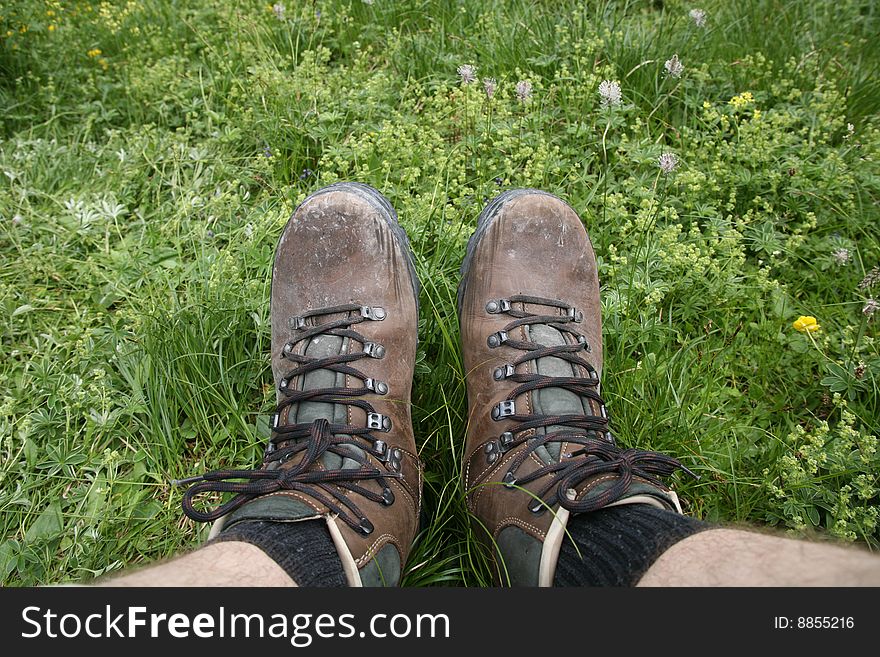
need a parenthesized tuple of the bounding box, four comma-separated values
(175, 304, 400, 535)
(483, 294, 695, 514)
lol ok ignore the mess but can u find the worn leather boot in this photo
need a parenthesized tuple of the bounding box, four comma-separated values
(180, 182, 422, 586)
(458, 189, 688, 586)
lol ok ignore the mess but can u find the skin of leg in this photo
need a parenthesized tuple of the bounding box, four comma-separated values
(94, 542, 297, 587)
(637, 527, 880, 586)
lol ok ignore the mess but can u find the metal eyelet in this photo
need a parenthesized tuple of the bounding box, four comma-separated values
(502, 471, 517, 488)
(367, 413, 392, 432)
(361, 306, 387, 321)
(499, 431, 514, 451)
(263, 441, 277, 456)
(382, 487, 395, 506)
(589, 368, 600, 382)
(363, 341, 386, 358)
(373, 440, 388, 459)
(487, 330, 509, 348)
(578, 335, 591, 352)
(529, 498, 546, 515)
(289, 316, 307, 330)
(485, 440, 500, 464)
(493, 364, 515, 380)
(358, 518, 374, 535)
(600, 404, 608, 420)
(387, 448, 403, 472)
(567, 307, 584, 323)
(282, 342, 294, 356)
(270, 413, 280, 429)
(365, 378, 389, 395)
(491, 400, 516, 420)
(485, 299, 511, 314)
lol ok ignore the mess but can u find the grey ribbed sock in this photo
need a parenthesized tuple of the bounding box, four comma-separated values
(213, 519, 347, 587)
(553, 505, 709, 586)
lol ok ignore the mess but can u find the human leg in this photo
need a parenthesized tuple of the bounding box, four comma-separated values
(637, 527, 880, 586)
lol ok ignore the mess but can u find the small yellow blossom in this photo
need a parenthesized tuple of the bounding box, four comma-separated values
(793, 316, 820, 333)
(87, 48, 102, 57)
(702, 100, 712, 109)
(48, 24, 56, 32)
(752, 108, 761, 121)
(98, 58, 109, 70)
(47, 10, 56, 16)
(729, 91, 754, 109)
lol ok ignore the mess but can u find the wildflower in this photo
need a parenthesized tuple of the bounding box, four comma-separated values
(263, 144, 272, 158)
(658, 152, 679, 174)
(457, 64, 477, 85)
(792, 316, 820, 333)
(87, 48, 102, 58)
(844, 123, 855, 140)
(598, 80, 622, 107)
(206, 229, 215, 239)
(863, 299, 879, 317)
(12, 215, 22, 226)
(854, 362, 866, 379)
(272, 3, 285, 20)
(48, 24, 56, 32)
(300, 168, 313, 180)
(832, 248, 851, 265)
(664, 54, 683, 78)
(858, 265, 880, 290)
(515, 80, 532, 102)
(689, 8, 707, 28)
(729, 92, 754, 109)
(483, 77, 496, 100)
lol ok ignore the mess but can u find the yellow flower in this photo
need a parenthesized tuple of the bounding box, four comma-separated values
(793, 316, 820, 333)
(729, 91, 754, 109)
(87, 48, 102, 57)
(47, 10, 56, 17)
(98, 58, 109, 70)
(48, 24, 56, 32)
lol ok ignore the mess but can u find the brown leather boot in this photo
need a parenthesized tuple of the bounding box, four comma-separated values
(180, 182, 422, 587)
(458, 189, 688, 586)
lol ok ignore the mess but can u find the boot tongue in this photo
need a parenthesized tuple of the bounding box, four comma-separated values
(526, 321, 596, 464)
(284, 329, 364, 471)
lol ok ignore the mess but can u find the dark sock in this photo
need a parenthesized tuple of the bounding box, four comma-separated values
(212, 519, 348, 587)
(553, 505, 710, 587)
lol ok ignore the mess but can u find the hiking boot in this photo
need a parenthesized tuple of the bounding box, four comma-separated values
(179, 182, 422, 587)
(458, 189, 688, 586)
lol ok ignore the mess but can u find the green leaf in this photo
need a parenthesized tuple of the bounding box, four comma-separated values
(0, 541, 17, 580)
(25, 502, 63, 542)
(12, 304, 35, 317)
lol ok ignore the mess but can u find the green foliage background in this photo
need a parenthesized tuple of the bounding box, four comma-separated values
(1, 0, 879, 585)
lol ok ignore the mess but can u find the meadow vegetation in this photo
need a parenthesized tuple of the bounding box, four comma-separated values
(1, 0, 879, 585)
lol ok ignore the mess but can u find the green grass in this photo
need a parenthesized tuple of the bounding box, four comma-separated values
(1, 0, 879, 586)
